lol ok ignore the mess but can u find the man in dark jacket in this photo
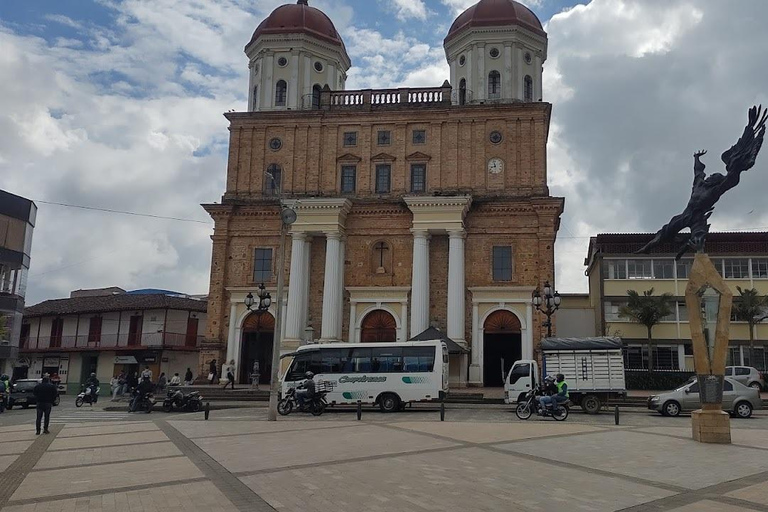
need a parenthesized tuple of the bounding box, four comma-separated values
(33, 375, 58, 435)
(130, 376, 154, 412)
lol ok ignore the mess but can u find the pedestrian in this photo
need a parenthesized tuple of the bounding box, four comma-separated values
(33, 375, 58, 435)
(141, 366, 153, 382)
(208, 359, 217, 384)
(110, 374, 121, 401)
(157, 372, 167, 392)
(0, 374, 9, 413)
(251, 360, 260, 390)
(223, 365, 235, 390)
(169, 373, 181, 386)
(184, 368, 193, 386)
(117, 370, 127, 397)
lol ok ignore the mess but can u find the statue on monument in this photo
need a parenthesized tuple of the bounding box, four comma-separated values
(637, 106, 766, 259)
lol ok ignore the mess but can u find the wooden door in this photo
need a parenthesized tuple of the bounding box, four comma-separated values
(185, 317, 199, 347)
(50, 318, 63, 348)
(88, 316, 102, 347)
(128, 315, 143, 346)
(360, 310, 397, 343)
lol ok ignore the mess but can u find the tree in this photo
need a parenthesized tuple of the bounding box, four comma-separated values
(618, 288, 675, 371)
(733, 287, 768, 368)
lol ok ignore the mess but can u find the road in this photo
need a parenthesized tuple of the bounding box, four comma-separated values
(0, 394, 200, 427)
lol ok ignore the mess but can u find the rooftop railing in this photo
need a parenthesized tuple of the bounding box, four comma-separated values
(300, 83, 453, 112)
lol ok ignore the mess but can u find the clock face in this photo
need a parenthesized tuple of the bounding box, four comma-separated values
(488, 158, 504, 174)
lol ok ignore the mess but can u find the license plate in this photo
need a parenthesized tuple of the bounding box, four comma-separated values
(16, 398, 27, 403)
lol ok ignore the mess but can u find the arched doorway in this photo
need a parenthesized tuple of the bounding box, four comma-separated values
(240, 312, 275, 384)
(483, 310, 522, 387)
(360, 310, 397, 343)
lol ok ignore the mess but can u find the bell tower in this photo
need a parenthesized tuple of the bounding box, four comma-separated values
(444, 0, 547, 105)
(245, 0, 351, 111)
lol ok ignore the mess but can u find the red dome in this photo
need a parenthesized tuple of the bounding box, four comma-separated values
(445, 0, 546, 44)
(247, 1, 346, 51)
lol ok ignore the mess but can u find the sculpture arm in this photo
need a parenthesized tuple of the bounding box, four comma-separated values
(693, 150, 707, 180)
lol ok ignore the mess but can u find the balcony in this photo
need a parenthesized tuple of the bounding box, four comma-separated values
(20, 332, 204, 352)
(300, 83, 452, 112)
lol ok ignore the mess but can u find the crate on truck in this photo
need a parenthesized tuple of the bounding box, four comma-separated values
(504, 337, 627, 414)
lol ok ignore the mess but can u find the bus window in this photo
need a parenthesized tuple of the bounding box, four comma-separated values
(320, 349, 344, 374)
(403, 347, 435, 372)
(344, 348, 372, 373)
(371, 347, 403, 373)
(287, 353, 311, 381)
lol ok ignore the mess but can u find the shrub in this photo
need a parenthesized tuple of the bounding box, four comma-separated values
(625, 370, 695, 390)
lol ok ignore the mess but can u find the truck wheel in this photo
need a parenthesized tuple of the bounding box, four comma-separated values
(581, 395, 601, 415)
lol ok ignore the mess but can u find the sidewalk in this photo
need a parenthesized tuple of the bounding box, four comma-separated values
(2, 410, 768, 511)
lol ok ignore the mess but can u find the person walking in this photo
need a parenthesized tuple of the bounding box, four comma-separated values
(110, 374, 121, 401)
(33, 375, 58, 435)
(157, 372, 167, 392)
(0, 374, 10, 413)
(223, 365, 235, 390)
(208, 359, 218, 384)
(141, 366, 153, 382)
(184, 368, 193, 386)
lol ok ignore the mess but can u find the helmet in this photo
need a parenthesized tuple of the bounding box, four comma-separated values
(90, 373, 96, 377)
(305, 371, 314, 379)
(556, 374, 565, 382)
(544, 375, 555, 382)
(0, 375, 8, 381)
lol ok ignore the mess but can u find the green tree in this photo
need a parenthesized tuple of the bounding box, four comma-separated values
(618, 288, 675, 371)
(733, 287, 768, 368)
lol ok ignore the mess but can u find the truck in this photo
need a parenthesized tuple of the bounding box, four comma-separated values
(504, 337, 627, 414)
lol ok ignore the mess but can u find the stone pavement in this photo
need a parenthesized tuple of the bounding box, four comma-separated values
(1, 410, 768, 511)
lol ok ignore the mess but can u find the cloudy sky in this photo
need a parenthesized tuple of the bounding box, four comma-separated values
(2, 0, 768, 305)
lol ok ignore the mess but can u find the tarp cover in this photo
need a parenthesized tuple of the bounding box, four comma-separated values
(541, 337, 623, 351)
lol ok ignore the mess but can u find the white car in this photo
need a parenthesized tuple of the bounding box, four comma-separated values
(725, 366, 765, 390)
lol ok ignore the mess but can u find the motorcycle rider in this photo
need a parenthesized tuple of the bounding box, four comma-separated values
(130, 376, 154, 412)
(295, 371, 315, 409)
(551, 374, 569, 411)
(85, 373, 100, 403)
(537, 375, 557, 413)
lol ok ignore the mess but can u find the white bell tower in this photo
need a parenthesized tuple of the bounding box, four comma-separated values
(245, 0, 351, 112)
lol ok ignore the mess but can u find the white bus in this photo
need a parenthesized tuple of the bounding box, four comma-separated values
(281, 340, 449, 412)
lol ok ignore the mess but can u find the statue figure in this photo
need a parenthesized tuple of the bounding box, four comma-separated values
(637, 106, 766, 259)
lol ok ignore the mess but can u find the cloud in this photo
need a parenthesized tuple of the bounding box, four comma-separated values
(388, 0, 430, 21)
(545, 0, 768, 292)
(441, 0, 543, 16)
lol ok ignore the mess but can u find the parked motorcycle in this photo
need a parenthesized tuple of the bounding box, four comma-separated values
(75, 386, 100, 407)
(515, 386, 569, 421)
(277, 386, 329, 416)
(129, 392, 156, 413)
(162, 389, 203, 412)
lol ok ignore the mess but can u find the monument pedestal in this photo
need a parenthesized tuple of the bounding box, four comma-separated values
(691, 408, 731, 444)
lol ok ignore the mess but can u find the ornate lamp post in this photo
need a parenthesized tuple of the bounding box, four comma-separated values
(532, 281, 561, 338)
(245, 284, 271, 312)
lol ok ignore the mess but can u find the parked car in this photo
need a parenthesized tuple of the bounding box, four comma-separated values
(725, 366, 765, 391)
(7, 379, 61, 409)
(648, 377, 761, 419)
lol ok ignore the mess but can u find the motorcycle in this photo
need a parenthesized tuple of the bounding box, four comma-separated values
(75, 385, 100, 407)
(162, 389, 203, 412)
(277, 386, 329, 416)
(515, 386, 569, 421)
(129, 392, 156, 413)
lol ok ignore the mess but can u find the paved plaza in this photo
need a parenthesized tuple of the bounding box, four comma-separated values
(1, 406, 768, 511)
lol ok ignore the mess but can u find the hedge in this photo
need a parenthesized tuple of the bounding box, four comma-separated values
(625, 370, 695, 390)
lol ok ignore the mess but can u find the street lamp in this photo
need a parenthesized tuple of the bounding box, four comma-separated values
(532, 280, 561, 338)
(245, 284, 271, 312)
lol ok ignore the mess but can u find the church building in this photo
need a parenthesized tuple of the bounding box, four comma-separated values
(202, 0, 564, 387)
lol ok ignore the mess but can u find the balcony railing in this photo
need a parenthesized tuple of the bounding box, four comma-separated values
(297, 84, 453, 112)
(20, 333, 204, 351)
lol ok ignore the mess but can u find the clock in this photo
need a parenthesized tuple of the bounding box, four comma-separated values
(488, 158, 504, 174)
(280, 207, 297, 225)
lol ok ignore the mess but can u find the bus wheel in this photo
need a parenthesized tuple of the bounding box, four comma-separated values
(379, 393, 400, 413)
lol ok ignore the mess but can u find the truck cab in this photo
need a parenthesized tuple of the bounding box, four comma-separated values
(504, 359, 538, 404)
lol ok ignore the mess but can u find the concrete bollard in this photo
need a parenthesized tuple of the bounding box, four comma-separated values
(614, 405, 620, 425)
(440, 401, 445, 421)
(205, 402, 210, 420)
(357, 400, 362, 421)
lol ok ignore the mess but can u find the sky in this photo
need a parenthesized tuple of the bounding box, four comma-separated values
(1, 0, 768, 306)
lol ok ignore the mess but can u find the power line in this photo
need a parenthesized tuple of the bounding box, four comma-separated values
(34, 200, 212, 224)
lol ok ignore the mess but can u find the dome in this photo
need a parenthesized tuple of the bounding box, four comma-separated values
(444, 0, 546, 44)
(247, 1, 346, 52)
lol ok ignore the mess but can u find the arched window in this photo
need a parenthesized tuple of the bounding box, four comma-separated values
(488, 71, 501, 99)
(265, 164, 281, 196)
(312, 84, 322, 110)
(275, 80, 287, 106)
(252, 86, 258, 111)
(524, 75, 533, 102)
(361, 310, 397, 343)
(459, 78, 467, 105)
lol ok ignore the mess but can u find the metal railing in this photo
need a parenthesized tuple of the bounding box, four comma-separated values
(20, 333, 204, 351)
